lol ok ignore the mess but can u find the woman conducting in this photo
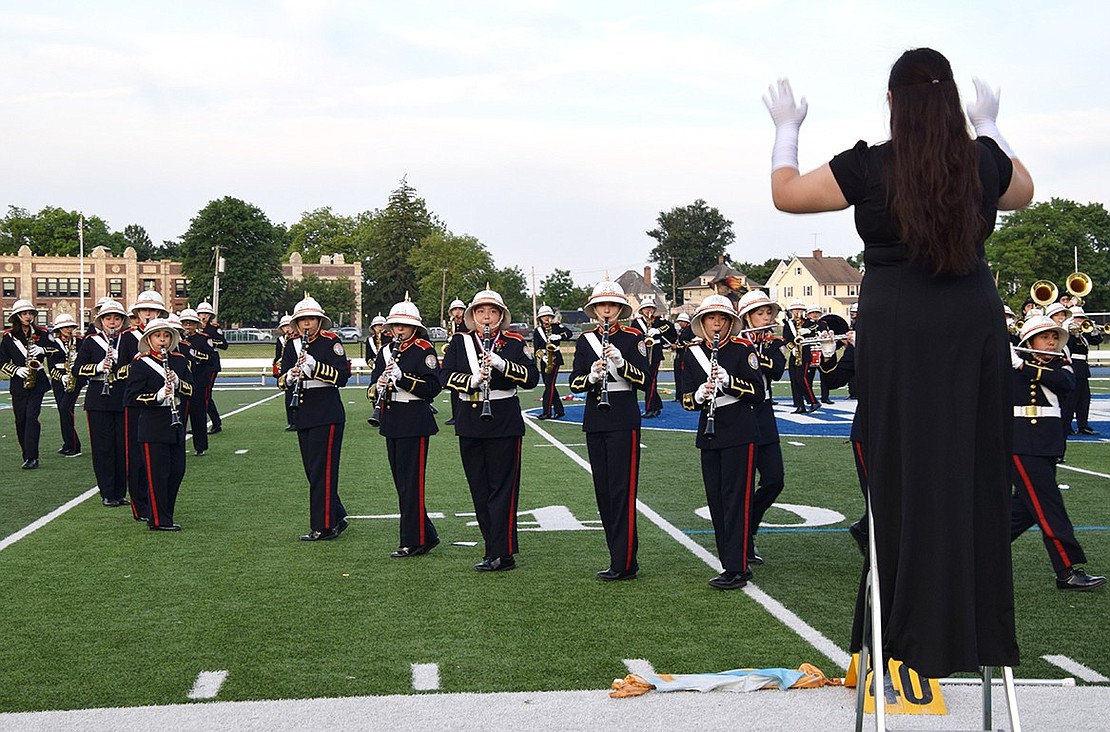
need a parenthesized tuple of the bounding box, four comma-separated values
(763, 48, 1034, 677)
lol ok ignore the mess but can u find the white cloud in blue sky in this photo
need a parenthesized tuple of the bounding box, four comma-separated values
(2, 1, 1108, 287)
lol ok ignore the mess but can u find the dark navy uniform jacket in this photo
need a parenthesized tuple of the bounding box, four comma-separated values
(201, 323, 228, 372)
(279, 331, 350, 429)
(76, 329, 128, 411)
(185, 331, 217, 376)
(442, 329, 539, 438)
(1067, 329, 1102, 380)
(679, 337, 765, 449)
(1012, 355, 1075, 457)
(0, 326, 58, 396)
(369, 336, 441, 439)
(751, 335, 787, 446)
(630, 315, 676, 366)
(124, 350, 194, 443)
(533, 323, 573, 371)
(569, 324, 649, 432)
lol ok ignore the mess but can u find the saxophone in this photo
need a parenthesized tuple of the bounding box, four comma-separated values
(64, 335, 79, 393)
(542, 320, 558, 375)
(24, 332, 42, 390)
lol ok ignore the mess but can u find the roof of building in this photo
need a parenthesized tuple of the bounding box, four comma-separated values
(793, 252, 862, 284)
(616, 270, 667, 300)
(680, 262, 763, 290)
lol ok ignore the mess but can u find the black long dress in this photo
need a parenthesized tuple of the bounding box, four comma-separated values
(829, 136, 1019, 677)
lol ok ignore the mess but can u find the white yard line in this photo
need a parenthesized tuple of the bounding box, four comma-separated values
(524, 415, 852, 671)
(411, 663, 440, 691)
(1057, 464, 1110, 480)
(0, 392, 283, 554)
(1041, 656, 1109, 683)
(187, 671, 229, 700)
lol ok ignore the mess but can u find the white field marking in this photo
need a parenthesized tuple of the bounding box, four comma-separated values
(524, 417, 852, 671)
(623, 659, 656, 677)
(534, 443, 588, 447)
(350, 513, 446, 520)
(187, 670, 229, 699)
(0, 392, 284, 554)
(451, 541, 479, 547)
(939, 676, 1075, 686)
(786, 441, 806, 447)
(411, 663, 440, 691)
(1057, 464, 1110, 480)
(1041, 655, 1110, 683)
(235, 449, 249, 455)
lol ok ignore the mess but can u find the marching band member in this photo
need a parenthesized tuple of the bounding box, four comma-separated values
(672, 312, 694, 403)
(117, 291, 170, 522)
(631, 296, 675, 418)
(1, 300, 57, 469)
(180, 309, 215, 455)
(680, 295, 764, 589)
(1062, 306, 1102, 437)
(76, 300, 129, 507)
(441, 288, 539, 571)
(275, 314, 296, 431)
(736, 290, 788, 566)
(533, 304, 572, 420)
(196, 301, 228, 434)
(1009, 316, 1105, 590)
(368, 298, 442, 558)
(364, 314, 388, 363)
(125, 317, 193, 531)
(47, 313, 84, 457)
(443, 298, 468, 426)
(806, 305, 833, 404)
(569, 280, 649, 580)
(782, 301, 818, 413)
(279, 296, 350, 542)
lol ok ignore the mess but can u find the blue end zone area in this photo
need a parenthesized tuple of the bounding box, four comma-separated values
(524, 393, 1110, 442)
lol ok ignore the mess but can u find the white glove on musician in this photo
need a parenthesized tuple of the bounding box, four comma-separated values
(28, 344, 45, 358)
(388, 362, 403, 382)
(300, 354, 317, 378)
(97, 358, 112, 373)
(714, 367, 730, 387)
(648, 328, 661, 338)
(820, 331, 837, 358)
(694, 380, 717, 404)
(550, 333, 562, 343)
(966, 78, 1016, 158)
(763, 77, 808, 171)
(15, 366, 29, 379)
(488, 352, 506, 372)
(587, 360, 606, 384)
(1010, 345, 1024, 370)
(607, 349, 625, 369)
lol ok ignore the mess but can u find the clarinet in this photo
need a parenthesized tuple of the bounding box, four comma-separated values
(367, 336, 400, 427)
(101, 328, 118, 397)
(161, 347, 182, 427)
(289, 334, 306, 409)
(597, 317, 611, 412)
(704, 332, 721, 440)
(480, 325, 494, 421)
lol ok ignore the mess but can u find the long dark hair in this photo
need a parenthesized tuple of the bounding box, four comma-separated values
(886, 48, 986, 275)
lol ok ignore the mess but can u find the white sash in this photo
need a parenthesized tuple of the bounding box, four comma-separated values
(461, 332, 483, 375)
(583, 331, 629, 388)
(688, 343, 740, 409)
(142, 354, 176, 406)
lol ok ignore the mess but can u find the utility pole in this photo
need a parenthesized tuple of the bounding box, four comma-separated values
(211, 243, 224, 316)
(439, 268, 448, 328)
(670, 255, 677, 308)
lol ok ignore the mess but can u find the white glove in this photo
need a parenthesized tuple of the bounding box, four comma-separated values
(15, 366, 29, 378)
(694, 381, 716, 404)
(648, 328, 661, 338)
(300, 354, 317, 378)
(376, 375, 390, 392)
(714, 367, 730, 386)
(388, 363, 403, 382)
(28, 344, 45, 358)
(607, 350, 625, 369)
(845, 330, 856, 347)
(550, 334, 562, 343)
(488, 353, 507, 372)
(62, 374, 72, 390)
(158, 385, 174, 402)
(763, 77, 808, 171)
(286, 368, 300, 383)
(966, 77, 1016, 158)
(820, 331, 837, 358)
(98, 358, 112, 373)
(1010, 345, 1024, 370)
(587, 360, 605, 384)
(469, 373, 483, 389)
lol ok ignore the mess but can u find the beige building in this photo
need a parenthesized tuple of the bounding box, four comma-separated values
(615, 267, 669, 314)
(764, 249, 862, 317)
(678, 257, 762, 314)
(1, 246, 362, 327)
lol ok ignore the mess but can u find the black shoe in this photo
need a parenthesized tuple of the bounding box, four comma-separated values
(208, 425, 222, 434)
(1057, 568, 1107, 590)
(149, 523, 182, 531)
(21, 459, 39, 470)
(848, 520, 868, 557)
(57, 447, 68, 454)
(536, 414, 549, 420)
(749, 546, 764, 566)
(821, 399, 834, 404)
(475, 556, 516, 572)
(299, 529, 338, 541)
(708, 571, 751, 590)
(552, 413, 564, 419)
(1066, 428, 1077, 435)
(596, 568, 638, 581)
(284, 424, 296, 431)
(194, 450, 206, 457)
(102, 498, 121, 507)
(391, 538, 440, 558)
(791, 408, 805, 414)
(334, 517, 349, 536)
(769, 400, 779, 405)
(118, 498, 130, 506)
(1078, 427, 1099, 436)
(808, 403, 821, 413)
(64, 450, 82, 457)
(445, 417, 456, 425)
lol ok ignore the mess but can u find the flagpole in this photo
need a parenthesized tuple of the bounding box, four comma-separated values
(78, 215, 85, 327)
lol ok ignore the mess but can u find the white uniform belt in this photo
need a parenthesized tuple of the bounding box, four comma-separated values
(301, 379, 333, 390)
(390, 390, 422, 403)
(714, 394, 741, 408)
(1071, 353, 1087, 361)
(604, 381, 631, 392)
(487, 388, 518, 400)
(89, 375, 106, 382)
(1014, 405, 1060, 418)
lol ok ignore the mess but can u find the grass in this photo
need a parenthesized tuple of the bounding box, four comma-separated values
(0, 381, 1107, 713)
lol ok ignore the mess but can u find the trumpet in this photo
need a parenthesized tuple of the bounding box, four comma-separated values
(598, 318, 611, 412)
(480, 325, 493, 421)
(161, 346, 182, 428)
(704, 332, 721, 440)
(367, 336, 400, 427)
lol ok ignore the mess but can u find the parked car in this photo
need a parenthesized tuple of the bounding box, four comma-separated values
(225, 327, 273, 342)
(427, 326, 449, 342)
(505, 322, 534, 339)
(336, 326, 362, 343)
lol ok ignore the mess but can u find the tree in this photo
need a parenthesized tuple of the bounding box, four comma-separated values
(286, 207, 358, 261)
(0, 206, 122, 256)
(122, 224, 157, 260)
(409, 232, 496, 326)
(986, 198, 1110, 313)
(364, 179, 445, 317)
(277, 274, 356, 326)
(179, 196, 286, 325)
(731, 257, 785, 289)
(646, 199, 735, 304)
(487, 266, 530, 323)
(539, 268, 592, 312)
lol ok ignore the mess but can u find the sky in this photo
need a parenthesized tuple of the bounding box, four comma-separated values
(3, 1, 1109, 290)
